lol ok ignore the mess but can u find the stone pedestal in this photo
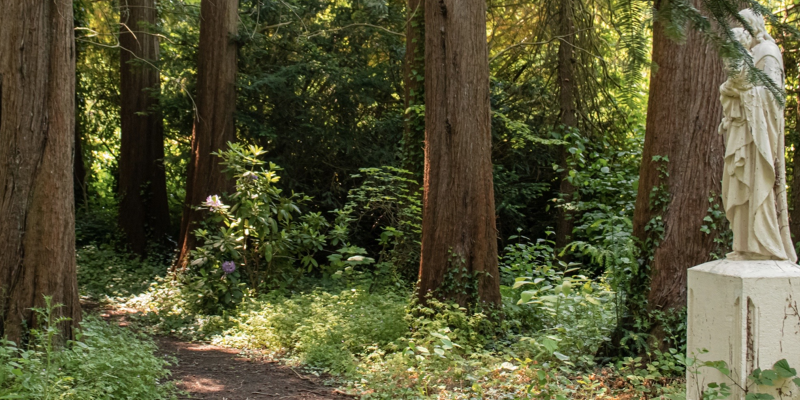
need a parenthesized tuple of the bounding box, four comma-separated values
(687, 259, 800, 399)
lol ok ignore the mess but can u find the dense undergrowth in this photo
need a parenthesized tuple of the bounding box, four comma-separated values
(0, 300, 176, 399)
(80, 245, 685, 399)
(66, 143, 692, 399)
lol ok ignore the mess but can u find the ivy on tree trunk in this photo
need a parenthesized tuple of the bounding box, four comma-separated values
(629, 0, 726, 348)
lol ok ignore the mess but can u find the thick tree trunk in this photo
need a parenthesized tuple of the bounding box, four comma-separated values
(632, 0, 725, 326)
(176, 0, 238, 268)
(118, 0, 171, 255)
(0, 0, 81, 343)
(554, 0, 578, 250)
(417, 0, 501, 307)
(402, 0, 424, 175)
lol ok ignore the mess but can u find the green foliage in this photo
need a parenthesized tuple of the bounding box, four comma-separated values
(701, 193, 733, 259)
(501, 235, 617, 366)
(557, 131, 641, 279)
(335, 166, 422, 282)
(77, 245, 171, 299)
(234, 0, 406, 211)
(125, 262, 687, 399)
(129, 283, 408, 376)
(187, 143, 346, 311)
(218, 289, 408, 375)
(0, 300, 175, 400)
(689, 352, 800, 400)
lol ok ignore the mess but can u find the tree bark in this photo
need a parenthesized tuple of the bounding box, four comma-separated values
(554, 0, 578, 250)
(0, 0, 81, 343)
(402, 0, 424, 176)
(417, 0, 501, 307)
(632, 0, 725, 325)
(118, 0, 171, 255)
(176, 0, 238, 268)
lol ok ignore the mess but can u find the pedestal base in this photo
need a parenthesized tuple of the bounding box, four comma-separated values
(687, 259, 800, 399)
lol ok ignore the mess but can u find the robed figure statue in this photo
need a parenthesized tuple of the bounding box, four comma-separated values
(719, 9, 797, 262)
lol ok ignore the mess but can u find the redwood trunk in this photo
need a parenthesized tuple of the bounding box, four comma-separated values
(176, 0, 238, 267)
(402, 0, 424, 175)
(418, 0, 501, 307)
(0, 0, 81, 343)
(554, 0, 578, 250)
(118, 0, 171, 255)
(632, 0, 725, 317)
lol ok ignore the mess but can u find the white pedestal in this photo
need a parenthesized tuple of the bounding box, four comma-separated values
(687, 259, 800, 399)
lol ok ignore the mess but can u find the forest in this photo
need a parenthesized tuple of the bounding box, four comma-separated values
(0, 0, 799, 398)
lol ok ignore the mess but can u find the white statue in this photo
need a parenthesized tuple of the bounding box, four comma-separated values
(719, 10, 797, 262)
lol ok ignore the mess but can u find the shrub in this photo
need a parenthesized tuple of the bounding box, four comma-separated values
(0, 300, 175, 399)
(185, 143, 380, 313)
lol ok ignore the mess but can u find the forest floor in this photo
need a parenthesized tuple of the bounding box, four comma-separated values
(86, 303, 350, 400)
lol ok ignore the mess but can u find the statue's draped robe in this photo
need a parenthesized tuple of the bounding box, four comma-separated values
(720, 41, 797, 262)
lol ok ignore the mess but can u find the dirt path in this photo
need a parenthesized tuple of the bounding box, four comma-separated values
(89, 303, 351, 400)
(159, 337, 350, 400)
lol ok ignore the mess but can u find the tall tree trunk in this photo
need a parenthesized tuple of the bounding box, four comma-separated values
(402, 0, 424, 176)
(176, 0, 238, 268)
(118, 0, 171, 255)
(417, 0, 501, 307)
(631, 0, 725, 341)
(0, 0, 81, 343)
(554, 0, 578, 250)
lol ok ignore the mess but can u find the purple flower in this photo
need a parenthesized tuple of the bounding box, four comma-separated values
(204, 195, 224, 210)
(222, 261, 236, 274)
(247, 174, 258, 181)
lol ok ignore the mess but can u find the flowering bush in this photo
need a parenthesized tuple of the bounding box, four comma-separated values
(185, 143, 368, 312)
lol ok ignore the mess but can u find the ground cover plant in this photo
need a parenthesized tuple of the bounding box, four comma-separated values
(0, 299, 176, 400)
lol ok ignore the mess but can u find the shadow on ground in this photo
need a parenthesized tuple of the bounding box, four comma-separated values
(85, 302, 351, 400)
(159, 337, 350, 400)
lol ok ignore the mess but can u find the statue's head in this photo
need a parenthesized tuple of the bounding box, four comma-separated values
(738, 9, 774, 45)
(731, 27, 753, 50)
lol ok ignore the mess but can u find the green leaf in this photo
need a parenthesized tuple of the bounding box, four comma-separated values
(542, 337, 558, 353)
(553, 351, 570, 361)
(512, 280, 531, 289)
(745, 394, 775, 400)
(518, 291, 536, 304)
(773, 359, 796, 378)
(704, 360, 730, 376)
